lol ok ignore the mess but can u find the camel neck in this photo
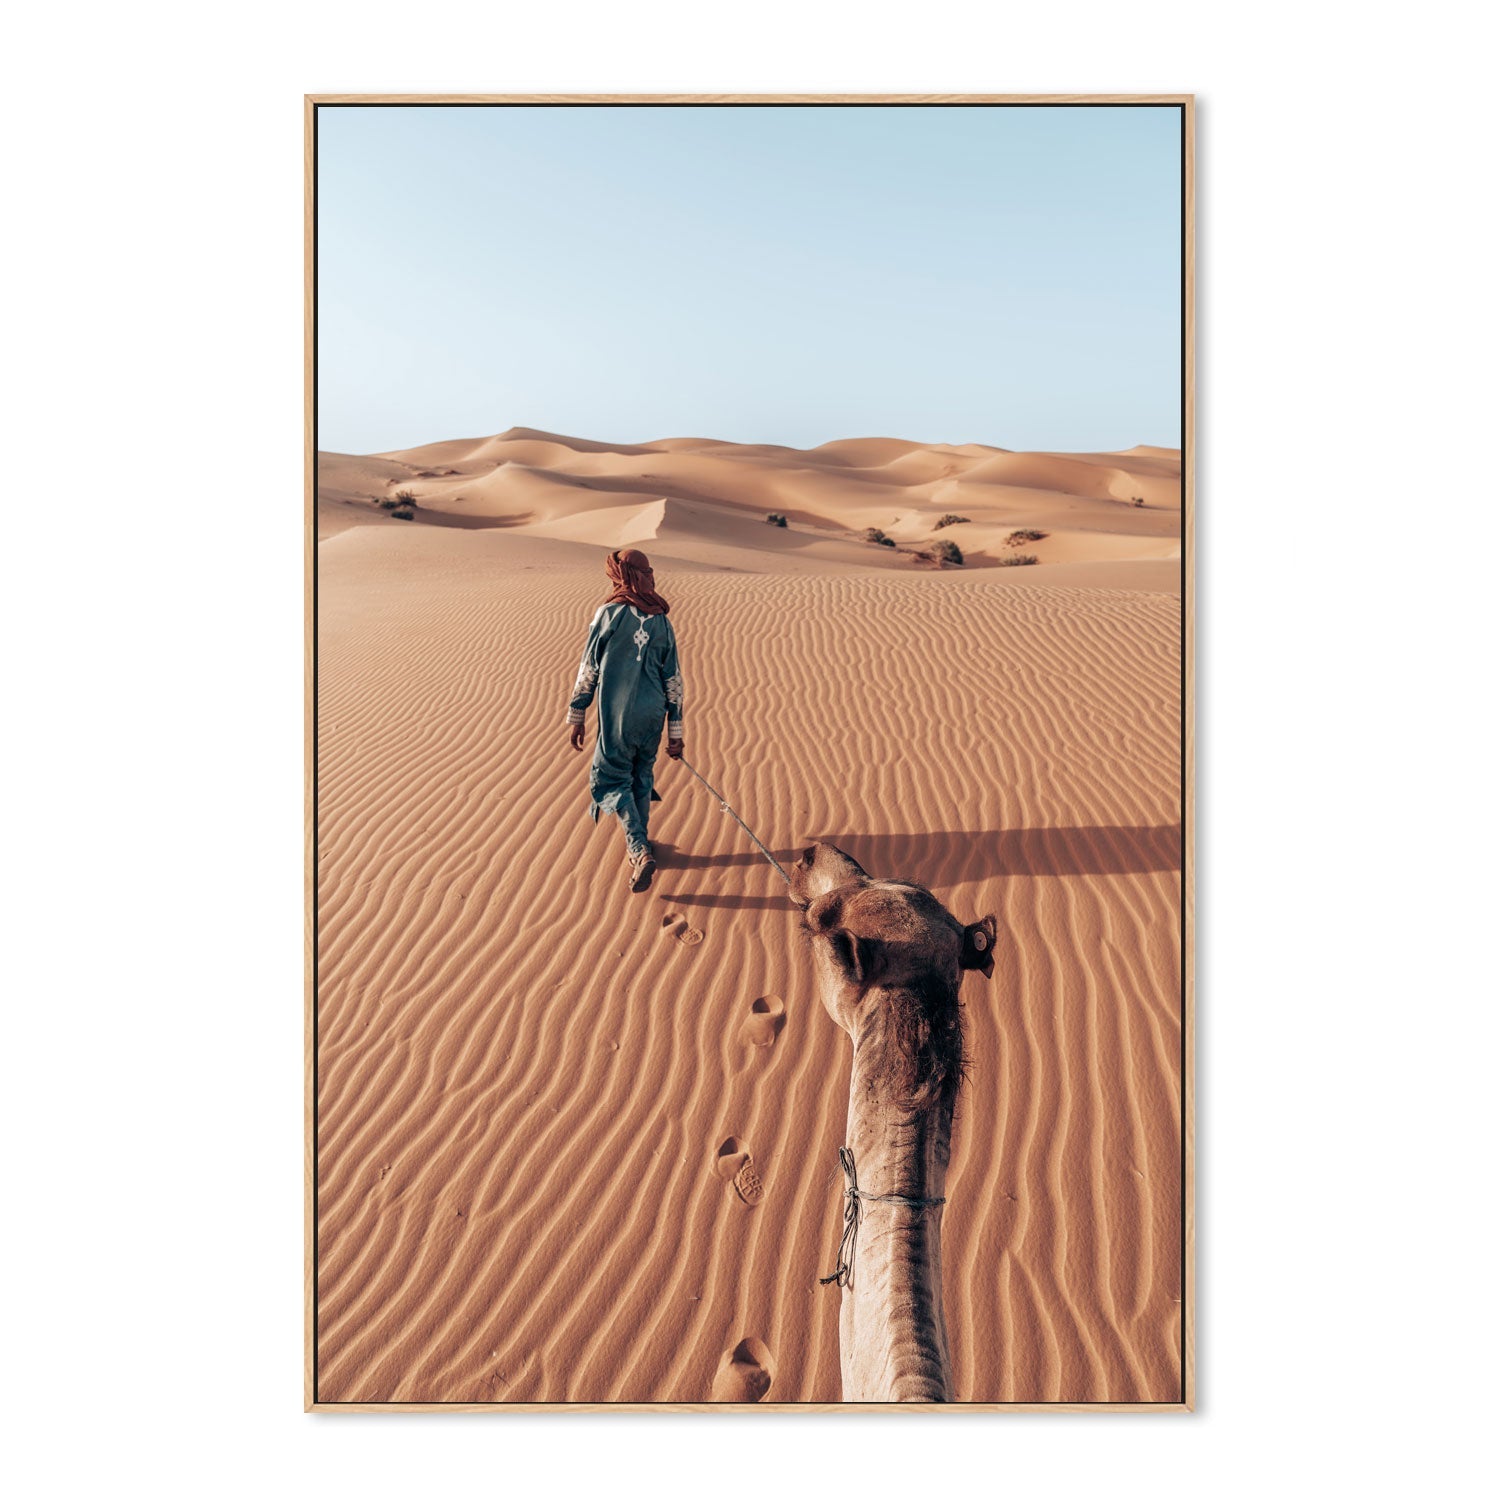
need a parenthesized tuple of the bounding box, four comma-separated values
(838, 1033, 955, 1402)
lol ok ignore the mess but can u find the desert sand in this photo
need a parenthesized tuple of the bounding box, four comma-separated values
(315, 428, 1183, 1403)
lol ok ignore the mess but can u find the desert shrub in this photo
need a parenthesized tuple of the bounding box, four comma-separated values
(766, 512, 788, 527)
(1006, 528, 1046, 546)
(1132, 496, 1145, 507)
(390, 506, 416, 521)
(864, 527, 896, 547)
(933, 514, 971, 529)
(928, 539, 964, 566)
(376, 497, 402, 510)
(393, 489, 419, 507)
(997, 553, 1038, 567)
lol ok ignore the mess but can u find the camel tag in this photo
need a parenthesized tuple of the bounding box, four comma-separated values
(961, 916, 997, 978)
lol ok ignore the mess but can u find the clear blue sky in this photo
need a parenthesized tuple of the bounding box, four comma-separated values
(317, 105, 1182, 454)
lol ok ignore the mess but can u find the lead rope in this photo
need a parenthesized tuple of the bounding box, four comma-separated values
(672, 760, 950, 1288)
(819, 1146, 947, 1289)
(677, 756, 793, 889)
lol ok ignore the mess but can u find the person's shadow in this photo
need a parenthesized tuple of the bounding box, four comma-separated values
(654, 824, 1182, 910)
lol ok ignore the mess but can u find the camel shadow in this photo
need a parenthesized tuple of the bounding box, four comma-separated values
(655, 825, 1182, 911)
(647, 843, 792, 911)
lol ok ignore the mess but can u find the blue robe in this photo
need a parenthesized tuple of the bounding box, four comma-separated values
(567, 603, 684, 853)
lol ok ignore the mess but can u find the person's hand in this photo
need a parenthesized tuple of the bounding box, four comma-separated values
(569, 723, 586, 752)
(666, 738, 684, 760)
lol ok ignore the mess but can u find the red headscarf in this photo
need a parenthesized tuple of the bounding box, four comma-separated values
(604, 548, 670, 616)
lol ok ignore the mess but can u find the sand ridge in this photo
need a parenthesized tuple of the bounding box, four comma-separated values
(318, 426, 1181, 592)
(315, 449, 1184, 1402)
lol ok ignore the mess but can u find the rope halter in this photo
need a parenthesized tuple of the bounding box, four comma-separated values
(819, 1146, 947, 1290)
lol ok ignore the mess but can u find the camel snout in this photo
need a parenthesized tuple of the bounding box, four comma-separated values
(788, 840, 866, 906)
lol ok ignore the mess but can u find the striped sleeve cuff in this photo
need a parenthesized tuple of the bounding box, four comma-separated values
(668, 719, 684, 740)
(567, 707, 585, 725)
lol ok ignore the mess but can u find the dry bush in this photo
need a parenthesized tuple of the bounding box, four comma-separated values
(928, 539, 964, 566)
(864, 527, 896, 547)
(997, 553, 1038, 567)
(1006, 528, 1046, 546)
(933, 514, 971, 529)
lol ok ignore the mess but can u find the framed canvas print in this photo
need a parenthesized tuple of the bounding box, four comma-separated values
(307, 93, 1193, 1410)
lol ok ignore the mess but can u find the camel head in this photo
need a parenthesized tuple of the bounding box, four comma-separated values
(790, 841, 997, 1111)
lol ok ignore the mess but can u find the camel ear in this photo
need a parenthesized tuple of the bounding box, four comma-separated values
(829, 930, 885, 989)
(960, 916, 997, 978)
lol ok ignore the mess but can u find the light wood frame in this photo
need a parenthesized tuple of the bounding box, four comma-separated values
(304, 92, 1196, 1414)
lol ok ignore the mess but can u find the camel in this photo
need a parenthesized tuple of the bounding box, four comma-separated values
(790, 841, 996, 1402)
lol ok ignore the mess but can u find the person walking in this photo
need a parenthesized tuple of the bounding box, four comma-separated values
(567, 548, 685, 892)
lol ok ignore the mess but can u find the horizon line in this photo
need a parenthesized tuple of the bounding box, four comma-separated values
(319, 423, 1183, 459)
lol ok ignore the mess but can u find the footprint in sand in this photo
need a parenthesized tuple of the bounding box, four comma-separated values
(660, 912, 703, 947)
(710, 1336, 775, 1402)
(715, 1136, 765, 1206)
(738, 994, 785, 1049)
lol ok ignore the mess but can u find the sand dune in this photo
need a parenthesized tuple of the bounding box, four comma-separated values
(319, 427, 1181, 586)
(315, 429, 1183, 1402)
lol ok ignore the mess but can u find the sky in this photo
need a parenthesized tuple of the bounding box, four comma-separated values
(317, 105, 1182, 454)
